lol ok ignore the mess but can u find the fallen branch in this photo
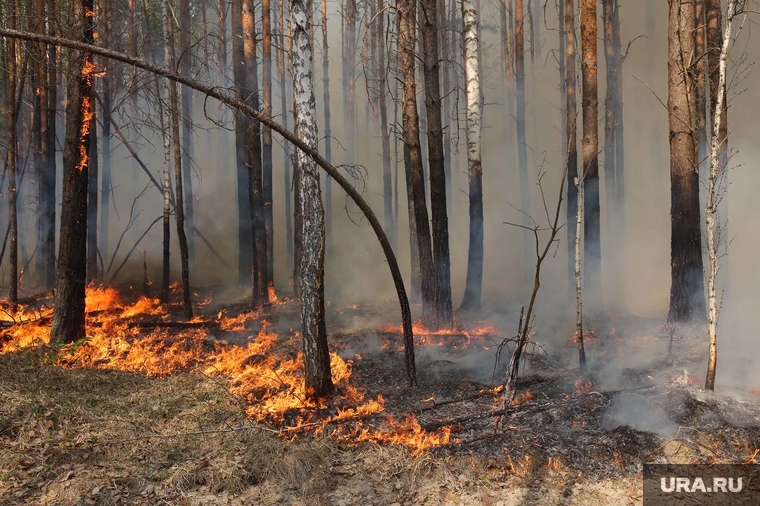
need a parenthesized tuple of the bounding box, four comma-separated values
(127, 320, 219, 329)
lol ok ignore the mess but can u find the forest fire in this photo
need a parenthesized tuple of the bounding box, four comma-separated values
(0, 286, 454, 455)
(379, 321, 499, 350)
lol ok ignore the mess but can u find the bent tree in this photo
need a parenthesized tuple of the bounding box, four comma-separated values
(1, 21, 417, 387)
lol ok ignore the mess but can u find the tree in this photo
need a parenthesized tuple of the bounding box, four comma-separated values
(292, 0, 333, 398)
(243, 0, 268, 306)
(602, 0, 624, 308)
(5, 0, 19, 312)
(667, 0, 705, 322)
(564, 0, 578, 296)
(420, 0, 453, 328)
(704, 0, 738, 392)
(376, 0, 394, 246)
(0, 25, 417, 386)
(50, 0, 95, 344)
(460, 0, 483, 311)
(179, 0, 196, 266)
(262, 0, 275, 296)
(515, 0, 531, 277)
(166, 0, 193, 320)
(87, 87, 99, 281)
(398, 0, 436, 325)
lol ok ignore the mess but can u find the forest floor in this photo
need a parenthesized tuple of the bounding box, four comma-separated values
(1, 288, 759, 505)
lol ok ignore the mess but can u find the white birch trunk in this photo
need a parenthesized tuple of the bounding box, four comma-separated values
(575, 172, 585, 369)
(463, 2, 480, 187)
(292, 0, 333, 398)
(704, 0, 736, 391)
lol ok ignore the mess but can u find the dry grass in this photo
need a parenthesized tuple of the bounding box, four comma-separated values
(0, 347, 344, 505)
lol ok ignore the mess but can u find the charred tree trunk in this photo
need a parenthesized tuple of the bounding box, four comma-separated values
(160, 90, 171, 303)
(243, 0, 268, 306)
(6, 1, 19, 310)
(398, 0, 435, 323)
(231, 0, 253, 284)
(377, 0, 394, 246)
(667, 0, 705, 322)
(166, 0, 193, 320)
(460, 0, 483, 312)
(580, 0, 601, 314)
(291, 0, 333, 399)
(280, 0, 293, 277)
(99, 3, 112, 266)
(565, 0, 578, 295)
(439, 0, 451, 217)
(420, 0, 452, 328)
(180, 0, 196, 266)
(87, 88, 99, 281)
(262, 0, 275, 297)
(50, 0, 94, 344)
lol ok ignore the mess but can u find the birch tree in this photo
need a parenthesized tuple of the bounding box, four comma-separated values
(460, 0, 484, 311)
(704, 0, 738, 392)
(292, 0, 333, 398)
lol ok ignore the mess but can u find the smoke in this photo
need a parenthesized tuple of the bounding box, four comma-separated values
(602, 393, 677, 438)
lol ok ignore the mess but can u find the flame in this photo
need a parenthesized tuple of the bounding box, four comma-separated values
(268, 283, 278, 303)
(1, 288, 460, 455)
(379, 320, 497, 350)
(574, 379, 594, 396)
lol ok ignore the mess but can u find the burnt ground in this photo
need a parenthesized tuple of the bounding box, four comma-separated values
(1, 289, 759, 505)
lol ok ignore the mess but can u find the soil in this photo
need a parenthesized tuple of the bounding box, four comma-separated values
(1, 291, 758, 505)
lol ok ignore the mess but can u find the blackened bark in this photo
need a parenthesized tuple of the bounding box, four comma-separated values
(99, 2, 112, 264)
(515, 0, 531, 278)
(243, 0, 268, 306)
(180, 0, 196, 266)
(581, 0, 601, 313)
(668, 0, 705, 322)
(398, 0, 435, 321)
(420, 0, 453, 328)
(87, 89, 99, 281)
(6, 1, 19, 310)
(231, 0, 253, 284)
(377, 0, 394, 246)
(262, 0, 275, 295)
(166, 0, 193, 320)
(50, 0, 94, 344)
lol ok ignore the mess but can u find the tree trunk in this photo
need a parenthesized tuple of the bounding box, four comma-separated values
(565, 0, 578, 298)
(217, 0, 228, 75)
(704, 0, 735, 392)
(231, 0, 253, 284)
(667, 0, 705, 322)
(160, 86, 171, 303)
(262, 0, 275, 297)
(439, 0, 451, 218)
(166, 0, 193, 320)
(243, 0, 268, 306)
(6, 0, 19, 310)
(291, 0, 333, 399)
(515, 0, 531, 279)
(460, 0, 483, 312)
(420, 0, 452, 328)
(50, 0, 94, 344)
(320, 0, 332, 261)
(580, 0, 601, 314)
(99, 1, 112, 267)
(398, 0, 435, 323)
(694, 0, 707, 174)
(377, 0, 394, 246)
(180, 0, 196, 267)
(279, 0, 293, 278)
(87, 88, 99, 282)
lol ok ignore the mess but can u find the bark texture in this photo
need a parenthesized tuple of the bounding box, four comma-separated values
(292, 0, 334, 399)
(580, 0, 601, 313)
(667, 0, 705, 322)
(460, 0, 483, 312)
(565, 0, 578, 294)
(50, 0, 94, 344)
